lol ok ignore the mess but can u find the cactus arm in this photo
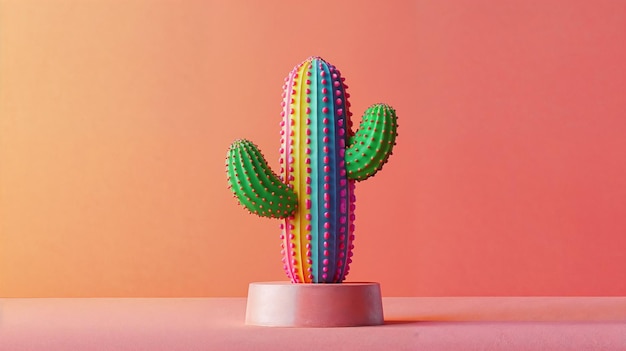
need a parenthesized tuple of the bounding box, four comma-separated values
(226, 139, 297, 218)
(345, 104, 398, 181)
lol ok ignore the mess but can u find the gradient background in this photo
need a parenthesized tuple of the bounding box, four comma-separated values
(1, 0, 625, 297)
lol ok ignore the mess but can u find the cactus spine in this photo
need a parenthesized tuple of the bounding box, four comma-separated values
(227, 57, 397, 283)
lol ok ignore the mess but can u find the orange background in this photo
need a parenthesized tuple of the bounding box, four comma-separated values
(1, 0, 625, 297)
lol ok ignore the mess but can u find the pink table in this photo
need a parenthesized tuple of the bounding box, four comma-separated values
(1, 297, 624, 350)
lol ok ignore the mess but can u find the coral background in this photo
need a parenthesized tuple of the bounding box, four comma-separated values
(1, 0, 625, 297)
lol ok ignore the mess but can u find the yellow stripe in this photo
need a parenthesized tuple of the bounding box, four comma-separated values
(289, 61, 312, 282)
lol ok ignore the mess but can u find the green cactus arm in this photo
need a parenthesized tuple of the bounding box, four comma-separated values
(226, 139, 298, 218)
(345, 103, 398, 181)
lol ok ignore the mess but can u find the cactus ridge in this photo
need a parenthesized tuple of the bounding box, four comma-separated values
(226, 139, 297, 218)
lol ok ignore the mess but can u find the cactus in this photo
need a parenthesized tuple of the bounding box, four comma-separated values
(226, 56, 398, 283)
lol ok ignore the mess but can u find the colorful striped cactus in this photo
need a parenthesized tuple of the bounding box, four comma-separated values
(226, 57, 398, 283)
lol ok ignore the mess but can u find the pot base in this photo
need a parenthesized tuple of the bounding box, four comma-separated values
(245, 281, 384, 327)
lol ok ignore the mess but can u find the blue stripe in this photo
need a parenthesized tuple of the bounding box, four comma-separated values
(318, 60, 336, 282)
(309, 62, 320, 282)
(331, 65, 350, 281)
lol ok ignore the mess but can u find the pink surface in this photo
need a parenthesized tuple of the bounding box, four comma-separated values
(1, 297, 624, 350)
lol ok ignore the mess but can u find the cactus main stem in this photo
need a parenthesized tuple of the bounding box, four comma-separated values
(279, 58, 355, 283)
